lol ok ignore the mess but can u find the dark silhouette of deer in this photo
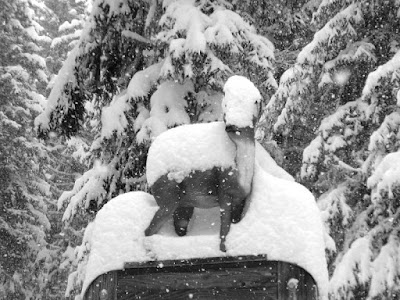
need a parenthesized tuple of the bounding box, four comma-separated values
(144, 76, 260, 252)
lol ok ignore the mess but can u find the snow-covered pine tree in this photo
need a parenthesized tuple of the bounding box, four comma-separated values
(264, 0, 400, 298)
(261, 0, 372, 176)
(235, 0, 318, 75)
(36, 2, 155, 297)
(36, 0, 275, 297)
(0, 0, 64, 298)
(318, 49, 400, 299)
(234, 0, 320, 161)
(46, 0, 91, 86)
(35, 0, 276, 229)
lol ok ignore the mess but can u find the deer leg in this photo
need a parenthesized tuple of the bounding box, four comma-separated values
(219, 195, 233, 252)
(173, 206, 194, 236)
(231, 198, 246, 224)
(145, 176, 181, 236)
(145, 203, 179, 236)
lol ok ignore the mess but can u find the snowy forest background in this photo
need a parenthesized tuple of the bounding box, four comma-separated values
(1, 0, 400, 299)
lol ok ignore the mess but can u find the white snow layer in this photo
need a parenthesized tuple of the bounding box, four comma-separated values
(367, 150, 400, 201)
(146, 121, 292, 186)
(222, 75, 262, 127)
(146, 122, 236, 186)
(101, 92, 130, 138)
(35, 44, 79, 131)
(81, 151, 328, 298)
(362, 49, 400, 100)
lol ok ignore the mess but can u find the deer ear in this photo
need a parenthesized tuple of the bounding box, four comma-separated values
(253, 100, 261, 124)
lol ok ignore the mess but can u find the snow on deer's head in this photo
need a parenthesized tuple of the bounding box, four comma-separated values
(222, 76, 261, 195)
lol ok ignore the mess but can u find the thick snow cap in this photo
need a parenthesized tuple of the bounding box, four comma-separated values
(222, 75, 262, 128)
(81, 146, 329, 299)
(146, 122, 236, 186)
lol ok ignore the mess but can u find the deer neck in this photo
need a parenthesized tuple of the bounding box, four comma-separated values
(226, 126, 255, 195)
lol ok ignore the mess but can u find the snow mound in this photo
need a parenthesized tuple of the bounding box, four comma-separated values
(81, 151, 328, 299)
(255, 142, 294, 181)
(222, 75, 262, 128)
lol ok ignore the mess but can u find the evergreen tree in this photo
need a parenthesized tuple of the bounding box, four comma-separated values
(0, 0, 59, 298)
(42, 1, 92, 298)
(36, 0, 275, 296)
(318, 49, 400, 300)
(235, 0, 319, 79)
(46, 0, 91, 85)
(264, 0, 400, 298)
(0, 0, 89, 297)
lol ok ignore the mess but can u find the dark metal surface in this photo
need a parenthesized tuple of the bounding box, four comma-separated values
(84, 255, 318, 300)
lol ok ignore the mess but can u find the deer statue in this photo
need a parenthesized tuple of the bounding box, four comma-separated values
(144, 75, 261, 252)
